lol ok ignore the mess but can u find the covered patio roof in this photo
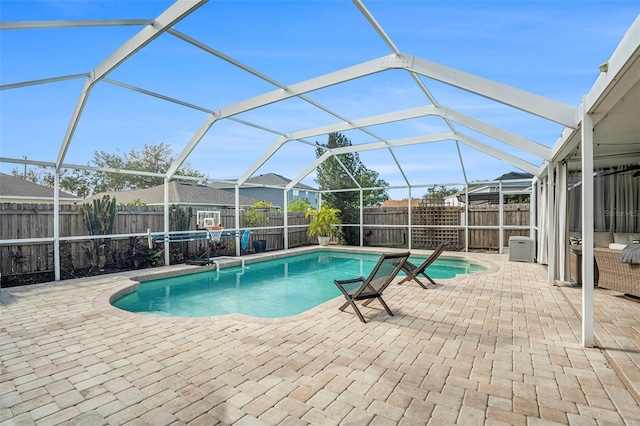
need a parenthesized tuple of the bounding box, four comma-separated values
(550, 19, 640, 171)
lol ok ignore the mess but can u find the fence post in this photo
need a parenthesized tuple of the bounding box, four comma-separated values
(235, 185, 241, 256)
(499, 181, 504, 254)
(163, 178, 170, 266)
(54, 171, 61, 281)
(283, 189, 289, 250)
(408, 187, 412, 250)
(359, 189, 363, 247)
(531, 178, 537, 244)
(465, 185, 469, 252)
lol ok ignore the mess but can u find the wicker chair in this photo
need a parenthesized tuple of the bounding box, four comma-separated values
(593, 247, 640, 297)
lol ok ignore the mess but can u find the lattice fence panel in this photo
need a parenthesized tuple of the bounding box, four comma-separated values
(411, 206, 462, 250)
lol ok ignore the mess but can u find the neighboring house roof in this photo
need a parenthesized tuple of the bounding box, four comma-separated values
(88, 181, 259, 207)
(381, 199, 421, 208)
(245, 173, 317, 191)
(465, 172, 533, 193)
(0, 172, 80, 202)
(446, 190, 464, 199)
(457, 172, 533, 204)
(495, 172, 533, 181)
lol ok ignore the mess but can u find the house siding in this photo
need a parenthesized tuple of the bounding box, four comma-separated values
(222, 187, 319, 208)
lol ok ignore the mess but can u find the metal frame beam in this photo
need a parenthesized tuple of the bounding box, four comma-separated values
(456, 135, 539, 176)
(286, 133, 455, 190)
(55, 0, 207, 169)
(102, 78, 310, 141)
(166, 114, 217, 178)
(1, 74, 88, 91)
(285, 130, 540, 191)
(436, 107, 551, 160)
(164, 33, 410, 183)
(238, 104, 546, 186)
(408, 56, 578, 128)
(0, 19, 150, 30)
(277, 104, 550, 161)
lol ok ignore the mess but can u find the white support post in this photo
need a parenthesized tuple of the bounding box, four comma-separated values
(407, 187, 412, 250)
(359, 190, 364, 247)
(547, 169, 556, 285)
(235, 185, 241, 256)
(163, 178, 170, 267)
(465, 186, 469, 252)
(499, 182, 504, 254)
(531, 178, 537, 241)
(557, 163, 570, 282)
(581, 105, 595, 348)
(283, 190, 289, 250)
(315, 193, 322, 246)
(53, 170, 61, 281)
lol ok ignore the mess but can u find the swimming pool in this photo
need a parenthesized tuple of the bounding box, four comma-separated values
(112, 251, 485, 318)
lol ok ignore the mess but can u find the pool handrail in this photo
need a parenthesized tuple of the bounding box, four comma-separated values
(211, 256, 245, 271)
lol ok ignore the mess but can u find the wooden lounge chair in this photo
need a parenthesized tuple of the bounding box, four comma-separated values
(398, 240, 450, 289)
(334, 252, 410, 323)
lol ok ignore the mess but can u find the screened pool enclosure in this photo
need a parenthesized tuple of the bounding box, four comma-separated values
(1, 2, 639, 347)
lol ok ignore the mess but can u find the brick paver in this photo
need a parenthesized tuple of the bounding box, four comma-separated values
(2, 246, 640, 424)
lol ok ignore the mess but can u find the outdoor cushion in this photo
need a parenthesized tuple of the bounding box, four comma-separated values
(614, 233, 640, 244)
(609, 243, 628, 250)
(594, 232, 614, 248)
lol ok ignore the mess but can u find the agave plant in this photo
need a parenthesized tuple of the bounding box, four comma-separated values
(82, 195, 117, 269)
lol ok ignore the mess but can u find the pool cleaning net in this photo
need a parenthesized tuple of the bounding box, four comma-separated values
(206, 226, 224, 242)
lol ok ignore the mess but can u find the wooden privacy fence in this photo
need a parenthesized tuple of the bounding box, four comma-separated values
(1, 202, 531, 276)
(0, 203, 310, 276)
(362, 204, 531, 250)
(466, 204, 531, 250)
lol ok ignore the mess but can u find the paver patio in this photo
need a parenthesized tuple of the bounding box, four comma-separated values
(1, 247, 640, 425)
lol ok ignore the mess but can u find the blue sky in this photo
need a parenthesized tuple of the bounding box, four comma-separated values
(1, 1, 639, 199)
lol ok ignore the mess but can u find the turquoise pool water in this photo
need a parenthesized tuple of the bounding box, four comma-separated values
(112, 251, 485, 318)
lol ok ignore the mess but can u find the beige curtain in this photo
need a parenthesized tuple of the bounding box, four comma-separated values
(568, 173, 582, 232)
(614, 171, 640, 232)
(537, 176, 548, 264)
(568, 169, 639, 233)
(555, 163, 569, 281)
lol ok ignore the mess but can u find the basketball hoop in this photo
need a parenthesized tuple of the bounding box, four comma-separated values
(206, 226, 224, 242)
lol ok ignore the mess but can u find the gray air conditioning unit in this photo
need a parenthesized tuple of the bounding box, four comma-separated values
(509, 236, 535, 263)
